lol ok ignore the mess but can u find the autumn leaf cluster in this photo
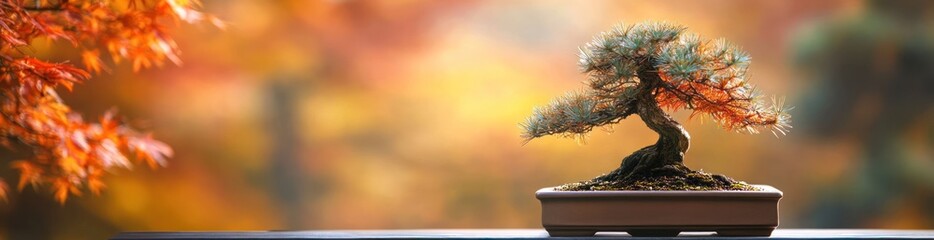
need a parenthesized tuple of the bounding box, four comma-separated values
(0, 0, 220, 203)
(522, 22, 791, 141)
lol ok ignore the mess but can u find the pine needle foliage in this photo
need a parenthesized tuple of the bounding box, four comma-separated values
(521, 22, 791, 142)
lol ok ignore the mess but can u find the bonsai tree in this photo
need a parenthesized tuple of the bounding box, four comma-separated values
(0, 0, 220, 203)
(522, 22, 791, 190)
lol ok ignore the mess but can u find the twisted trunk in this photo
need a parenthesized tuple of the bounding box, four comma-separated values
(596, 61, 692, 182)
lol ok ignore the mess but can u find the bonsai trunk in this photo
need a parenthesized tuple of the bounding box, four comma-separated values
(596, 63, 692, 182)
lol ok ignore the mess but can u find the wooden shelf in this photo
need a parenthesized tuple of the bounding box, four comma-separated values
(112, 229, 934, 239)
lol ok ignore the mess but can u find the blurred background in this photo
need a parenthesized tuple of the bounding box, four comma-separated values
(1, 0, 932, 239)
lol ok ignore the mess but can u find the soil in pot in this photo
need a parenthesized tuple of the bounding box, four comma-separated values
(558, 166, 758, 191)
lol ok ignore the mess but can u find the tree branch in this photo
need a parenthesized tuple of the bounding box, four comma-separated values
(21, 3, 64, 12)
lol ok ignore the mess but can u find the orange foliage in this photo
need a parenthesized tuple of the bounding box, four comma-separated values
(0, 0, 220, 204)
(653, 39, 789, 135)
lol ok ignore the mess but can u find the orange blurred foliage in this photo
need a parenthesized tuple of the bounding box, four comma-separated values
(0, 0, 219, 203)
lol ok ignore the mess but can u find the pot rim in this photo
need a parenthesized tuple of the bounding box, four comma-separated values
(536, 184, 782, 199)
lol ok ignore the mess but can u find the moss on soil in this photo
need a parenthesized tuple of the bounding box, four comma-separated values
(557, 170, 759, 191)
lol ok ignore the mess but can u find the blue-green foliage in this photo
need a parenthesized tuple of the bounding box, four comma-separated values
(523, 22, 691, 140)
(522, 21, 788, 141)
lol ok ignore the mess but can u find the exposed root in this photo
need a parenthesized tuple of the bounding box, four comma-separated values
(559, 139, 757, 191)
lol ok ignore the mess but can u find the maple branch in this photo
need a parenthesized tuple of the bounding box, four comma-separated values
(0, 0, 216, 203)
(18, 0, 64, 12)
(21, 5, 62, 11)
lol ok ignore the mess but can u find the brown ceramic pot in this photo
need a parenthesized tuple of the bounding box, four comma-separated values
(536, 185, 782, 237)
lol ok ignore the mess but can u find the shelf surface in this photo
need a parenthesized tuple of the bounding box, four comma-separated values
(113, 229, 934, 239)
